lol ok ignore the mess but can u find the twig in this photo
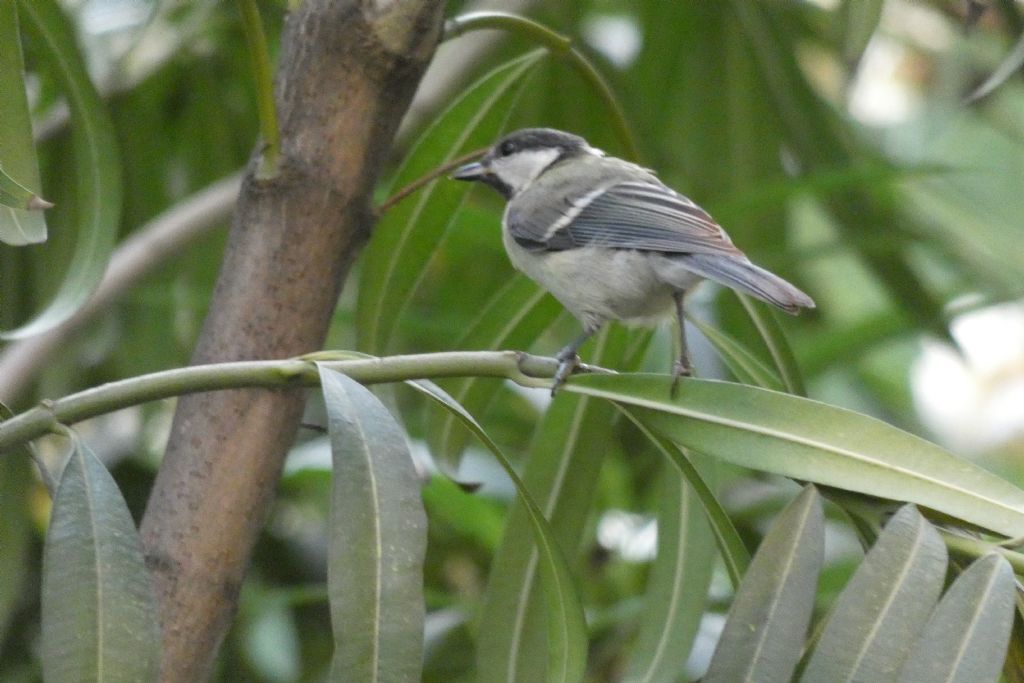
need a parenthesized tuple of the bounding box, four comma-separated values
(375, 147, 489, 215)
(0, 350, 614, 452)
(443, 11, 641, 161)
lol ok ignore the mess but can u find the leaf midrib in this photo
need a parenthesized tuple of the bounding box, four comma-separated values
(569, 384, 1024, 522)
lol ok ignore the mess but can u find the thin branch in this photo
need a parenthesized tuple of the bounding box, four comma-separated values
(395, 0, 538, 145)
(375, 147, 488, 215)
(0, 350, 609, 451)
(0, 173, 241, 403)
(444, 11, 641, 161)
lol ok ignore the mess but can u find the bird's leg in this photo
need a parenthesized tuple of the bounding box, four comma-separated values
(552, 327, 598, 396)
(671, 291, 691, 397)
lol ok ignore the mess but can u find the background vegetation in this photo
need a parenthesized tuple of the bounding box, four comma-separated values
(2, 0, 1024, 680)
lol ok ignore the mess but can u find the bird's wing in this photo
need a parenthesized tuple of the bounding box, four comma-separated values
(507, 180, 743, 256)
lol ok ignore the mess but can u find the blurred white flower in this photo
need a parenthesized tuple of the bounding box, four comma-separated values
(596, 509, 657, 562)
(912, 301, 1024, 454)
(582, 15, 642, 69)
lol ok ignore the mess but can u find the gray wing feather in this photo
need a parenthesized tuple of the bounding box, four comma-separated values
(508, 181, 742, 256)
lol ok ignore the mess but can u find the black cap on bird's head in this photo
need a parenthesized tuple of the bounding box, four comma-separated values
(490, 128, 590, 157)
(453, 128, 595, 198)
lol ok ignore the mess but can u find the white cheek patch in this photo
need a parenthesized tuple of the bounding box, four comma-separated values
(491, 148, 561, 194)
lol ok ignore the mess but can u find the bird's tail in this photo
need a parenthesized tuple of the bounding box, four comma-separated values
(675, 253, 815, 314)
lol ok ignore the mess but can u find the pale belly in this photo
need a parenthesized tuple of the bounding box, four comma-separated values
(504, 234, 702, 331)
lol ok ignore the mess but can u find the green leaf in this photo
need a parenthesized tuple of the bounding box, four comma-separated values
(704, 485, 824, 683)
(0, 453, 33, 645)
(967, 28, 1024, 103)
(838, 0, 884, 69)
(476, 327, 627, 683)
(897, 554, 1016, 683)
(318, 368, 428, 683)
(41, 432, 160, 682)
(689, 315, 784, 391)
(620, 410, 750, 589)
(421, 472, 504, 550)
(623, 461, 716, 683)
(802, 504, 948, 682)
(357, 50, 544, 354)
(239, 584, 301, 682)
(800, 311, 909, 376)
(1004, 596, 1024, 683)
(4, 0, 122, 339)
(476, 393, 605, 683)
(427, 274, 561, 469)
(567, 374, 1024, 537)
(726, 0, 949, 339)
(408, 371, 587, 683)
(0, 0, 47, 244)
(736, 294, 806, 396)
(0, 163, 53, 212)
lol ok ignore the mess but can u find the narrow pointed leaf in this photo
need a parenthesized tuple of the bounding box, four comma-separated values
(690, 316, 784, 391)
(0, 452, 33, 644)
(477, 328, 627, 683)
(737, 294, 806, 396)
(621, 408, 750, 588)
(623, 463, 716, 683)
(318, 368, 427, 683)
(0, 399, 33, 645)
(41, 433, 160, 682)
(357, 50, 544, 354)
(400, 378, 482, 483)
(400, 370, 587, 683)
(4, 0, 121, 338)
(0, 0, 47, 244)
(428, 274, 561, 469)
(567, 374, 1024, 537)
(967, 29, 1024, 103)
(802, 505, 948, 682)
(0, 163, 52, 211)
(476, 393, 605, 683)
(897, 554, 1015, 683)
(704, 485, 824, 683)
(839, 0, 884, 68)
(1004, 597, 1024, 683)
(727, 0, 950, 338)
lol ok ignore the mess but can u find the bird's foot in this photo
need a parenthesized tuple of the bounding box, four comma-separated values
(552, 352, 580, 397)
(670, 359, 692, 398)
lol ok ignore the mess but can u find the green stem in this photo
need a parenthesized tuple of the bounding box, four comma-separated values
(375, 146, 489, 215)
(941, 529, 1024, 576)
(444, 12, 641, 162)
(0, 351, 582, 452)
(5, 351, 1022, 574)
(236, 0, 280, 177)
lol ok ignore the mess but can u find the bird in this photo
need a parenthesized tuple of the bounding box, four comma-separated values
(452, 128, 815, 394)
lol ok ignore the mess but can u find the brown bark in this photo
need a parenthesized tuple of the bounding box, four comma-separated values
(138, 2, 444, 680)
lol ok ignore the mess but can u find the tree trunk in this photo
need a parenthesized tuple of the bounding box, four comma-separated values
(138, 2, 444, 680)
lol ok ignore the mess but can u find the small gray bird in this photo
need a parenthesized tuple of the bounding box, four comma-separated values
(453, 128, 815, 393)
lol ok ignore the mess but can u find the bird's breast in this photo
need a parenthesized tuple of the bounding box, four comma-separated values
(502, 233, 679, 327)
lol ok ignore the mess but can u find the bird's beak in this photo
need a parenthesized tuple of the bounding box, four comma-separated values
(452, 161, 486, 181)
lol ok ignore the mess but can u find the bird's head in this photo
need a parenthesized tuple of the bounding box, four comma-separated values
(453, 128, 600, 199)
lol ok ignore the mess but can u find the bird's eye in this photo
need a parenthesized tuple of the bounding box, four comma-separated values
(499, 141, 516, 157)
